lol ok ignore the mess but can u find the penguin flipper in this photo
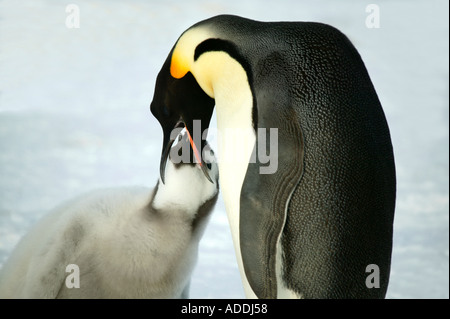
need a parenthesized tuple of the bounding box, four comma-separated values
(239, 52, 304, 299)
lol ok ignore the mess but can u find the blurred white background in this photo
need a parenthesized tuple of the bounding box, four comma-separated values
(0, 0, 448, 298)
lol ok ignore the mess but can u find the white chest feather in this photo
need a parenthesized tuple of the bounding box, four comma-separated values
(192, 45, 301, 298)
(192, 49, 258, 298)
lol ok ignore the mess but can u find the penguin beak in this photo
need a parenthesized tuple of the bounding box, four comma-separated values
(183, 120, 213, 184)
(159, 120, 182, 185)
(159, 119, 213, 184)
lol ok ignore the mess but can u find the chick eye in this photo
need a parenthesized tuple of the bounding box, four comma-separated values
(206, 162, 212, 170)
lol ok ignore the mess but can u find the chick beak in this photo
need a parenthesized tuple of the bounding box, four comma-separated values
(159, 120, 183, 184)
(159, 120, 212, 184)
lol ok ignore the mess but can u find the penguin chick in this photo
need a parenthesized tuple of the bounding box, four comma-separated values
(0, 133, 219, 299)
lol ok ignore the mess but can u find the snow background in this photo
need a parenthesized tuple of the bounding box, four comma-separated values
(0, 0, 448, 299)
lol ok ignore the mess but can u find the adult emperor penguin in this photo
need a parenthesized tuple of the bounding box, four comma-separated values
(150, 15, 396, 299)
(0, 133, 219, 298)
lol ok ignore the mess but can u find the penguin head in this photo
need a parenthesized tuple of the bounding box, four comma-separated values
(152, 132, 219, 215)
(150, 36, 215, 185)
(151, 22, 253, 184)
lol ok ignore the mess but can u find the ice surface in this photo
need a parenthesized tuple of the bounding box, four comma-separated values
(0, 0, 448, 298)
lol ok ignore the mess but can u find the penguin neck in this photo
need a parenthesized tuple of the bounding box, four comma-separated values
(152, 163, 217, 219)
(192, 49, 256, 153)
(194, 50, 256, 212)
(192, 50, 256, 179)
(193, 51, 258, 297)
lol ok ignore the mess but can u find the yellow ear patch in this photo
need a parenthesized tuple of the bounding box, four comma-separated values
(170, 51, 189, 79)
(169, 27, 213, 80)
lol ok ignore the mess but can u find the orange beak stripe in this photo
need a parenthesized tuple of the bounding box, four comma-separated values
(185, 128, 203, 167)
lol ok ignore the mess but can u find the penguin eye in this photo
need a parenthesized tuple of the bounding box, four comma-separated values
(162, 105, 170, 118)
